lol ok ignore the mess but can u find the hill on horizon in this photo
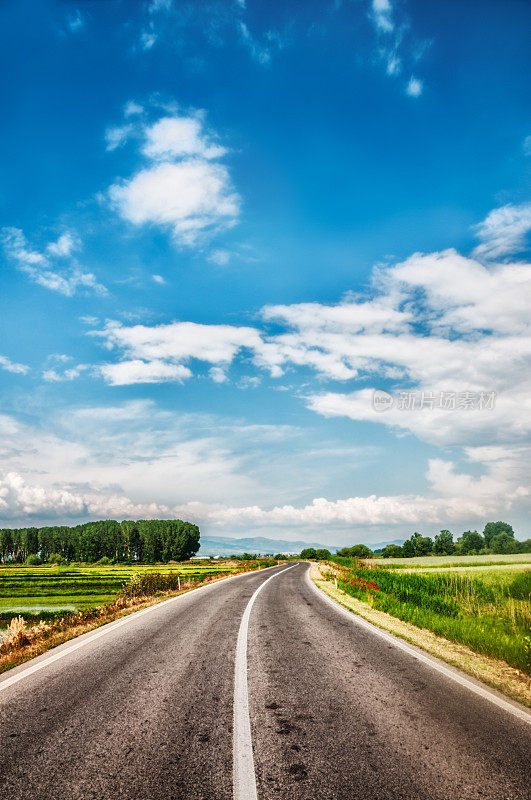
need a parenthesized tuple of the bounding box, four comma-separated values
(197, 535, 405, 556)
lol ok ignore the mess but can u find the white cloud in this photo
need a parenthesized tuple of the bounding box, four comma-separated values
(523, 135, 531, 157)
(79, 315, 100, 326)
(406, 76, 423, 97)
(46, 232, 80, 257)
(472, 202, 531, 260)
(140, 30, 157, 50)
(0, 355, 29, 375)
(2, 228, 106, 296)
(209, 249, 231, 265)
(105, 124, 134, 151)
(0, 405, 524, 530)
(110, 161, 239, 245)
(108, 108, 240, 247)
(42, 365, 89, 383)
(99, 359, 192, 385)
(95, 322, 261, 374)
(142, 116, 226, 160)
(371, 0, 394, 33)
(124, 101, 144, 117)
(210, 366, 229, 383)
(152, 274, 166, 284)
(368, 1, 427, 94)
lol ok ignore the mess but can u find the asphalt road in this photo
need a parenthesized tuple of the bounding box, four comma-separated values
(0, 563, 529, 799)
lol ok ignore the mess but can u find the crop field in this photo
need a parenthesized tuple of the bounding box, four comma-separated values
(0, 562, 252, 627)
(371, 553, 531, 569)
(328, 556, 531, 673)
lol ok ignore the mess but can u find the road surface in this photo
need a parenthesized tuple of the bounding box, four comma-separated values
(0, 563, 529, 799)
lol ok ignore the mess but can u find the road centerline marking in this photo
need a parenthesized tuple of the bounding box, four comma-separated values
(233, 564, 296, 800)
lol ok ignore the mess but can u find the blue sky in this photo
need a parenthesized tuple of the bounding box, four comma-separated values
(1, 0, 530, 545)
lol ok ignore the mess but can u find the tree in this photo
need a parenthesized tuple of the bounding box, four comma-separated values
(434, 530, 455, 555)
(336, 544, 373, 558)
(0, 519, 200, 564)
(300, 548, 317, 559)
(349, 544, 373, 558)
(458, 530, 484, 554)
(315, 548, 331, 560)
(401, 539, 416, 557)
(381, 544, 403, 558)
(483, 521, 515, 548)
(490, 532, 520, 554)
(401, 533, 433, 557)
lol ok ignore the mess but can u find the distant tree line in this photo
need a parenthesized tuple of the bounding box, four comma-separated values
(380, 522, 530, 558)
(0, 519, 200, 564)
(302, 522, 530, 561)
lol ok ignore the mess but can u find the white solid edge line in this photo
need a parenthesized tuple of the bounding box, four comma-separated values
(0, 564, 280, 695)
(306, 566, 531, 725)
(233, 564, 296, 800)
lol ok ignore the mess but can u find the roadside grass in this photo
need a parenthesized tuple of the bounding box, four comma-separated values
(311, 565, 531, 707)
(0, 561, 268, 627)
(324, 560, 531, 674)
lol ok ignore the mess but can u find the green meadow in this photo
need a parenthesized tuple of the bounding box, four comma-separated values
(0, 562, 245, 627)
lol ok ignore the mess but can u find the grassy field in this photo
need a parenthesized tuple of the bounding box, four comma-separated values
(372, 553, 531, 569)
(328, 555, 531, 674)
(0, 561, 257, 627)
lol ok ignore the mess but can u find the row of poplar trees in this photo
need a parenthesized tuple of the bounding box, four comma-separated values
(0, 519, 200, 563)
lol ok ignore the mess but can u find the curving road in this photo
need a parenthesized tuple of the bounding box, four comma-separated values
(0, 563, 529, 799)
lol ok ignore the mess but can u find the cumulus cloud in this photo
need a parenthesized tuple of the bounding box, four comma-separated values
(1, 228, 106, 296)
(108, 108, 239, 247)
(472, 202, 531, 260)
(142, 116, 227, 160)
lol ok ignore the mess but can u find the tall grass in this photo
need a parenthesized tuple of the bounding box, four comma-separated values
(325, 561, 531, 673)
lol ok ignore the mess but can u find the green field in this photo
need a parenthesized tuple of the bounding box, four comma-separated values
(372, 553, 531, 569)
(329, 555, 531, 672)
(0, 562, 249, 627)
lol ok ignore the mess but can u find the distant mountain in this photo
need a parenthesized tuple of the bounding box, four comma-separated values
(197, 535, 340, 556)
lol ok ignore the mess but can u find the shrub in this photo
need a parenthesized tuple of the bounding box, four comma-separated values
(47, 552, 67, 564)
(25, 554, 42, 566)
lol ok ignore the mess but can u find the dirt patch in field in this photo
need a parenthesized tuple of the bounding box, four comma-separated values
(310, 563, 531, 708)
